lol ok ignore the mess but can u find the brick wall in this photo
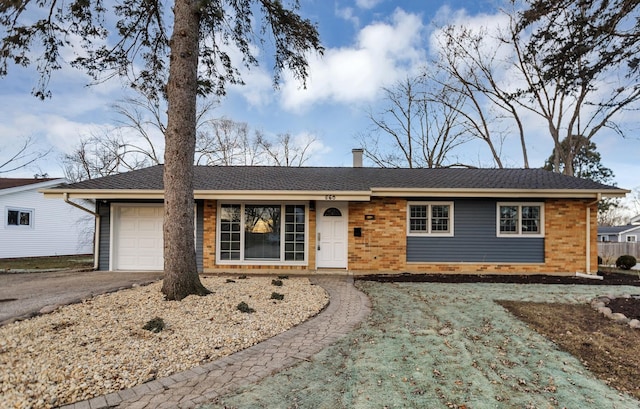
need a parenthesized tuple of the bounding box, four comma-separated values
(202, 198, 598, 275)
(348, 197, 598, 276)
(349, 198, 407, 270)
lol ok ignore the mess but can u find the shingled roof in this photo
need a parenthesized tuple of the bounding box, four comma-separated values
(0, 177, 59, 190)
(46, 165, 626, 198)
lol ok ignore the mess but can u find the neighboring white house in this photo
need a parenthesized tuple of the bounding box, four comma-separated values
(0, 178, 94, 258)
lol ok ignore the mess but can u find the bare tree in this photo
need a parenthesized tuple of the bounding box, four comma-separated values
(598, 204, 633, 227)
(0, 136, 50, 174)
(514, 0, 640, 176)
(257, 131, 316, 167)
(431, 24, 530, 168)
(432, 3, 640, 176)
(196, 117, 263, 165)
(64, 96, 320, 178)
(62, 130, 157, 182)
(356, 75, 471, 168)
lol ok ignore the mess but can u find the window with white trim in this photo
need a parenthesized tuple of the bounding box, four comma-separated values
(217, 203, 307, 264)
(627, 235, 637, 243)
(497, 203, 544, 237)
(407, 202, 454, 236)
(6, 207, 33, 228)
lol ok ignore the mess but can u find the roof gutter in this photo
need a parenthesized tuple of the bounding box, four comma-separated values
(63, 193, 100, 271)
(371, 187, 629, 199)
(583, 193, 603, 277)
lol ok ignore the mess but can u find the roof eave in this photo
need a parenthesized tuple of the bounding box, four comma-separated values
(371, 187, 630, 199)
(194, 190, 371, 201)
(41, 189, 165, 200)
(41, 187, 630, 200)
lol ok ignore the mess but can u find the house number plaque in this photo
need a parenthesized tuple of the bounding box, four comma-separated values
(324, 195, 336, 200)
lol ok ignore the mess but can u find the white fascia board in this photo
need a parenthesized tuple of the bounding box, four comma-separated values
(195, 190, 371, 201)
(41, 189, 165, 200)
(41, 189, 372, 202)
(618, 225, 640, 235)
(371, 187, 630, 199)
(1, 179, 66, 197)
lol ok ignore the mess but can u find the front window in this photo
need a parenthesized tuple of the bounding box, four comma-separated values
(407, 202, 453, 236)
(244, 205, 281, 259)
(497, 203, 544, 237)
(218, 203, 306, 264)
(6, 208, 33, 228)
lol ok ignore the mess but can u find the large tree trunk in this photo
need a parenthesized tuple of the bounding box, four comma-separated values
(161, 0, 211, 300)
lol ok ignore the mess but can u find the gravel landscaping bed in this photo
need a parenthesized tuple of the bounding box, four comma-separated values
(0, 276, 328, 409)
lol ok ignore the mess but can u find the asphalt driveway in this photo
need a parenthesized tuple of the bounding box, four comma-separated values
(0, 270, 163, 325)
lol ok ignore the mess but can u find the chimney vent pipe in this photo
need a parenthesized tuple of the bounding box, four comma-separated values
(352, 148, 363, 168)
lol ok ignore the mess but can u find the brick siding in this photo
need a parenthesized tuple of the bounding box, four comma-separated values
(202, 198, 598, 275)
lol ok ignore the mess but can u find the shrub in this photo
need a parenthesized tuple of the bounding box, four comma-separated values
(277, 275, 289, 280)
(271, 279, 283, 286)
(237, 301, 255, 313)
(616, 255, 637, 270)
(142, 317, 165, 333)
(237, 275, 247, 279)
(226, 278, 236, 283)
(271, 292, 284, 300)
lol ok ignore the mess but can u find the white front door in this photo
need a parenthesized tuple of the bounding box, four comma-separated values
(316, 202, 348, 268)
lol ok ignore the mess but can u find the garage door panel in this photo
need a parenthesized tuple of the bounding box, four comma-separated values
(114, 205, 164, 271)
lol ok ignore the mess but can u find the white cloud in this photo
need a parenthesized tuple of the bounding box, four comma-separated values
(335, 6, 360, 27)
(356, 0, 383, 10)
(279, 8, 425, 112)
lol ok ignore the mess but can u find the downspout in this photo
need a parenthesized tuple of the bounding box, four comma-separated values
(63, 193, 100, 270)
(585, 193, 601, 275)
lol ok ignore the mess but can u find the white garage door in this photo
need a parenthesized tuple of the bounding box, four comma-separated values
(113, 205, 164, 271)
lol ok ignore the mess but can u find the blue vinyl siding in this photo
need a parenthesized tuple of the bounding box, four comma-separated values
(406, 199, 544, 263)
(97, 202, 110, 271)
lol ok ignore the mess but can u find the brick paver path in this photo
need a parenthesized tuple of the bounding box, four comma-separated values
(60, 276, 371, 409)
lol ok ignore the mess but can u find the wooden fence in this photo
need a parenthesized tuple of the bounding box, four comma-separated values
(598, 242, 640, 264)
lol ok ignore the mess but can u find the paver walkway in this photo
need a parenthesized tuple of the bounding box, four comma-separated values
(60, 276, 371, 409)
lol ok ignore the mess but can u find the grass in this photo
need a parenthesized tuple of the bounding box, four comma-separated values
(202, 281, 640, 409)
(0, 254, 93, 271)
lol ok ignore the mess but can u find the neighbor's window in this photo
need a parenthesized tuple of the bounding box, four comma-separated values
(407, 202, 453, 236)
(6, 208, 33, 228)
(627, 236, 637, 243)
(497, 203, 544, 237)
(218, 203, 306, 264)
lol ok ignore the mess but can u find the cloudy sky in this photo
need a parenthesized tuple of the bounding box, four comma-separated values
(0, 0, 638, 199)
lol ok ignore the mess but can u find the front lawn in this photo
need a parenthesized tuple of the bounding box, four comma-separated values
(0, 255, 93, 271)
(203, 281, 640, 409)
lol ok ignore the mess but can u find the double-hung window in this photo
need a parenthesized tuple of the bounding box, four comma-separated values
(6, 207, 33, 228)
(497, 203, 544, 237)
(218, 203, 306, 264)
(407, 202, 454, 236)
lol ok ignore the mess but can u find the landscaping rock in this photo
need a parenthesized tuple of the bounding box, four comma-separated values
(38, 305, 58, 314)
(598, 306, 612, 317)
(0, 276, 328, 409)
(611, 313, 629, 323)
